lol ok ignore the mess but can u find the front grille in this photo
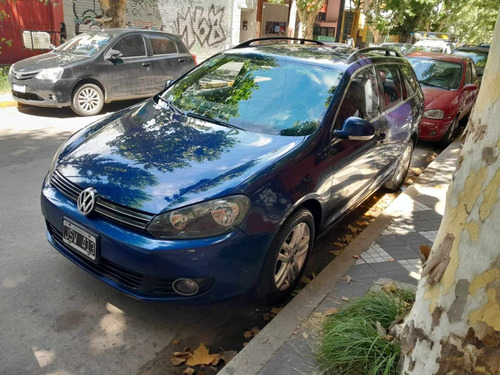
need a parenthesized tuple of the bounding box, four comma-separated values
(47, 222, 144, 289)
(11, 70, 37, 80)
(51, 170, 155, 231)
(13, 91, 43, 101)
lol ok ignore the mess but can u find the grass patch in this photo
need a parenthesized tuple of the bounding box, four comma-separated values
(318, 290, 415, 375)
(0, 65, 11, 94)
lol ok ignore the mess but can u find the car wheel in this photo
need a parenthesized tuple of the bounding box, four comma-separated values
(71, 83, 104, 116)
(257, 208, 315, 304)
(384, 141, 414, 192)
(438, 118, 458, 147)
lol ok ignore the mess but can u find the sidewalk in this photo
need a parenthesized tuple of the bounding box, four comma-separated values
(220, 140, 461, 375)
(0, 92, 16, 107)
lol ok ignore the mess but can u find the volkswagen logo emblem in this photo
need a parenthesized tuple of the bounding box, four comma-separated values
(77, 187, 98, 216)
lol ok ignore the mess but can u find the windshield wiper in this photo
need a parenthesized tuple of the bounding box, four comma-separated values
(185, 112, 243, 131)
(419, 80, 447, 89)
(155, 95, 185, 115)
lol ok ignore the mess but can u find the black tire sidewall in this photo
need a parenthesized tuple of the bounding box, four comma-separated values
(256, 208, 315, 304)
(71, 83, 104, 116)
(384, 141, 414, 192)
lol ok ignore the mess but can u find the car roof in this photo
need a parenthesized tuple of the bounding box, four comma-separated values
(406, 52, 466, 64)
(453, 46, 489, 54)
(223, 43, 408, 71)
(83, 28, 178, 38)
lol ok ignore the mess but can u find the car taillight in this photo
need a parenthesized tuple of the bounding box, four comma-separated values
(192, 54, 197, 65)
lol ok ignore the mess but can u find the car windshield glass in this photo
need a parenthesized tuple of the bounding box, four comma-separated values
(160, 53, 342, 136)
(407, 57, 462, 90)
(452, 50, 488, 68)
(57, 33, 111, 56)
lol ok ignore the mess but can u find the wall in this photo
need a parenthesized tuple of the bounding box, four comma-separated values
(260, 2, 288, 38)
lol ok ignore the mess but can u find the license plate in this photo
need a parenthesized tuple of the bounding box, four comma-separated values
(63, 219, 98, 261)
(12, 84, 26, 93)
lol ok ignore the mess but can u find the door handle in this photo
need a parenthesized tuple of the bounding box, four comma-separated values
(142, 62, 150, 68)
(178, 58, 186, 63)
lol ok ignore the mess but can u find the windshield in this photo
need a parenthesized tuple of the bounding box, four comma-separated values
(160, 53, 342, 136)
(409, 45, 445, 53)
(452, 50, 488, 68)
(407, 57, 462, 90)
(57, 33, 111, 56)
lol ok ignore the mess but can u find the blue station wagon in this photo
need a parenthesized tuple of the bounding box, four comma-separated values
(41, 39, 423, 303)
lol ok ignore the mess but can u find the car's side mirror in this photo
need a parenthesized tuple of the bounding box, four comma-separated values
(333, 117, 375, 141)
(105, 49, 123, 61)
(463, 83, 477, 91)
(164, 80, 172, 89)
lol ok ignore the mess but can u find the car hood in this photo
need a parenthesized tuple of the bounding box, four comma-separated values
(12, 52, 90, 73)
(56, 99, 305, 214)
(421, 86, 459, 114)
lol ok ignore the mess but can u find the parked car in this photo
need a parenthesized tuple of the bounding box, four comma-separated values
(41, 41, 423, 303)
(408, 39, 454, 54)
(8, 29, 196, 116)
(381, 42, 413, 56)
(407, 52, 479, 145)
(452, 46, 489, 83)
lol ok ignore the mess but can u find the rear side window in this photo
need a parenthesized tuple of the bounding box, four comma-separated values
(335, 67, 381, 128)
(378, 65, 402, 110)
(400, 65, 418, 97)
(113, 35, 146, 57)
(150, 35, 178, 55)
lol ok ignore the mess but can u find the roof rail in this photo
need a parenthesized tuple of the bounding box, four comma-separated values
(233, 37, 325, 49)
(346, 47, 402, 63)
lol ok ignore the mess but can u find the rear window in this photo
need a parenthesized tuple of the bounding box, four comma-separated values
(407, 57, 462, 90)
(150, 35, 178, 55)
(161, 53, 343, 136)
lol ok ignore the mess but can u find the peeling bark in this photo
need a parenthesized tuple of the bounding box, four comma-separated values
(401, 10, 500, 375)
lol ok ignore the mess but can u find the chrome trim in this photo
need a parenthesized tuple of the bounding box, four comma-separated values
(348, 134, 375, 141)
(51, 170, 154, 230)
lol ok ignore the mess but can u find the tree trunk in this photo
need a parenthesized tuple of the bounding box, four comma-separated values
(98, 0, 126, 28)
(287, 0, 297, 38)
(401, 10, 500, 375)
(296, 1, 325, 40)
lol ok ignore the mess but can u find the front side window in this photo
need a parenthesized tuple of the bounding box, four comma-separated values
(407, 57, 462, 90)
(161, 54, 343, 136)
(335, 67, 381, 128)
(113, 35, 146, 57)
(150, 35, 178, 55)
(378, 65, 402, 110)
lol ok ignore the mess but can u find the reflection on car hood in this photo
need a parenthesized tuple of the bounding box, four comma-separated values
(56, 99, 305, 213)
(12, 52, 90, 73)
(421, 86, 459, 112)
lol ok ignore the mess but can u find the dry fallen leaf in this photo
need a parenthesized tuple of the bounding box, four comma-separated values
(332, 241, 344, 248)
(243, 331, 252, 339)
(183, 347, 191, 353)
(352, 255, 360, 259)
(263, 313, 271, 321)
(182, 368, 195, 375)
(330, 249, 341, 256)
(171, 339, 179, 345)
(211, 353, 222, 366)
(344, 234, 354, 242)
(270, 307, 282, 315)
(347, 224, 360, 233)
(300, 275, 312, 284)
(302, 332, 309, 339)
(220, 350, 237, 364)
(419, 244, 431, 262)
(382, 281, 398, 293)
(324, 307, 338, 316)
(170, 352, 191, 366)
(341, 296, 350, 302)
(250, 327, 260, 336)
(388, 257, 396, 262)
(186, 343, 218, 366)
(292, 329, 299, 335)
(242, 342, 248, 347)
(343, 275, 352, 284)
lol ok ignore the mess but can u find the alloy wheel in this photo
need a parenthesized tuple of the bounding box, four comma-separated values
(274, 222, 310, 291)
(77, 87, 101, 113)
(395, 144, 412, 184)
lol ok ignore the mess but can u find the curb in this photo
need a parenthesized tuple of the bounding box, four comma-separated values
(219, 139, 461, 375)
(0, 101, 17, 108)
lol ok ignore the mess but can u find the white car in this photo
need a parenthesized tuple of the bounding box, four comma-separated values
(409, 39, 454, 54)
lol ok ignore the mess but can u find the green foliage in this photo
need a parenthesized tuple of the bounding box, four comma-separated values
(447, 0, 498, 44)
(318, 290, 415, 375)
(0, 65, 10, 94)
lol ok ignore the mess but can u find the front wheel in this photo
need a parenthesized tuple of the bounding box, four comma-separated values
(384, 142, 414, 192)
(438, 118, 458, 147)
(257, 208, 315, 304)
(70, 83, 104, 116)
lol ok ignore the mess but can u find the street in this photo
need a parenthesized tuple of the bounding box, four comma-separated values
(0, 102, 442, 375)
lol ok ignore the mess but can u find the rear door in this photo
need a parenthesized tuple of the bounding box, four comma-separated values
(105, 34, 153, 99)
(147, 34, 186, 93)
(327, 66, 386, 221)
(376, 64, 412, 174)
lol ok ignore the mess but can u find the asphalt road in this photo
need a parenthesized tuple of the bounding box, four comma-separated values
(0, 102, 442, 375)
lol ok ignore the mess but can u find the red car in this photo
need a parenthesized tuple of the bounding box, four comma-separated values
(406, 52, 479, 145)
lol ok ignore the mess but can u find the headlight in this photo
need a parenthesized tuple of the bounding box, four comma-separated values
(35, 67, 64, 82)
(8, 65, 14, 75)
(423, 109, 444, 119)
(147, 195, 251, 239)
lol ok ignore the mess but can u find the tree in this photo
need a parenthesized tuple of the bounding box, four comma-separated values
(97, 0, 126, 28)
(446, 0, 498, 44)
(272, 0, 326, 39)
(400, 9, 500, 374)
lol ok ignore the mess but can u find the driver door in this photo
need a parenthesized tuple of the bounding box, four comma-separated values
(105, 34, 153, 99)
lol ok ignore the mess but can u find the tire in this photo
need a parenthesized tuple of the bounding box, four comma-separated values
(384, 141, 414, 192)
(438, 117, 457, 147)
(70, 83, 104, 116)
(257, 208, 315, 304)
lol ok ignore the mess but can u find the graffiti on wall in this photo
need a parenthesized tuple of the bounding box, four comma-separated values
(73, 0, 104, 33)
(127, 0, 161, 21)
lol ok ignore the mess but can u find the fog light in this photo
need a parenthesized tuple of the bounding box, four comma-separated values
(429, 131, 437, 136)
(172, 278, 199, 296)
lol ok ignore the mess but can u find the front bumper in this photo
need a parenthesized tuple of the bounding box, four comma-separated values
(8, 75, 74, 107)
(418, 116, 454, 141)
(41, 182, 274, 303)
